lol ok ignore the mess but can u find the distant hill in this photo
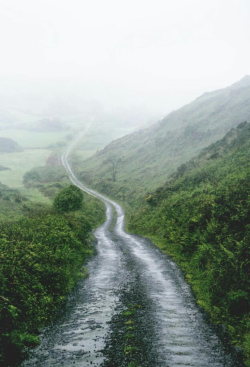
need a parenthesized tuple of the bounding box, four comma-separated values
(27, 118, 69, 132)
(0, 165, 10, 171)
(74, 76, 250, 203)
(0, 137, 23, 153)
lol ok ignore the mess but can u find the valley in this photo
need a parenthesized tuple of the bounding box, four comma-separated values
(1, 1, 250, 365)
(1, 76, 250, 366)
(72, 76, 250, 206)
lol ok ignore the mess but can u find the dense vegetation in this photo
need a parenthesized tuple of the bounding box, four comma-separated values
(73, 76, 250, 204)
(128, 121, 250, 365)
(0, 178, 105, 365)
(53, 185, 83, 212)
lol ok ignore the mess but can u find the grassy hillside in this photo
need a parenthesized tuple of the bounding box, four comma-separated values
(0, 182, 31, 222)
(128, 121, 250, 365)
(0, 177, 105, 365)
(73, 76, 250, 204)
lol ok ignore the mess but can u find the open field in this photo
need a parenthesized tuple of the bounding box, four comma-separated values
(19, 187, 51, 204)
(0, 129, 69, 148)
(0, 149, 53, 203)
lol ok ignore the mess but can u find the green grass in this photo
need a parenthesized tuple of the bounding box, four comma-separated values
(0, 149, 55, 204)
(0, 129, 68, 148)
(19, 187, 51, 204)
(0, 149, 52, 188)
(70, 149, 97, 161)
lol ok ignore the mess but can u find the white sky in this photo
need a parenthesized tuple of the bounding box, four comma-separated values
(0, 0, 250, 114)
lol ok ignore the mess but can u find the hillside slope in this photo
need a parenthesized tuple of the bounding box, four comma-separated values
(0, 176, 105, 365)
(129, 121, 250, 365)
(73, 76, 250, 203)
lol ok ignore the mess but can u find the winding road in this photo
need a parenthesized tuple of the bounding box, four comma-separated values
(22, 136, 242, 366)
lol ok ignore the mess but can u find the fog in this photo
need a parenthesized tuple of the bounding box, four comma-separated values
(0, 0, 250, 128)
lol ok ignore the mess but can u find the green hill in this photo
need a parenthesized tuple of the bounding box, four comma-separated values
(0, 137, 23, 153)
(72, 76, 250, 204)
(0, 165, 9, 171)
(129, 121, 250, 365)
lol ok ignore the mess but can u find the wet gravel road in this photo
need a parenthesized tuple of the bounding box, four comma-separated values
(22, 140, 243, 366)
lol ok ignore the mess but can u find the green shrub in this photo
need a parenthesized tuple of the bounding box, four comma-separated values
(53, 185, 83, 212)
(0, 211, 92, 365)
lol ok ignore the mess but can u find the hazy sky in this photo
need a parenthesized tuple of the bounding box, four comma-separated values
(0, 0, 250, 114)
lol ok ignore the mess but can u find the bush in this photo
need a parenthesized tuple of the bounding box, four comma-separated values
(0, 212, 92, 365)
(53, 185, 83, 212)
